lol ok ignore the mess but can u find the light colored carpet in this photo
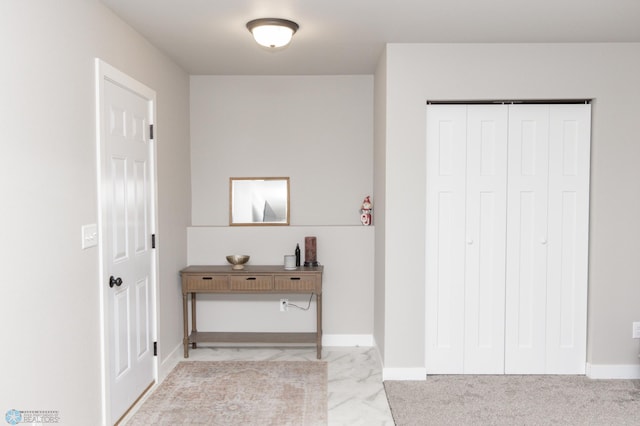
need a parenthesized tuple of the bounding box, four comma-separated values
(127, 361, 327, 425)
(384, 375, 640, 426)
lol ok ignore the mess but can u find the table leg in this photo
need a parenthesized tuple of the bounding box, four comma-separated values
(316, 292, 322, 359)
(182, 293, 189, 358)
(191, 292, 197, 348)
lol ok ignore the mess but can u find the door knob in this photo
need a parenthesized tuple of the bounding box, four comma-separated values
(466, 239, 474, 245)
(109, 276, 123, 288)
(540, 239, 548, 245)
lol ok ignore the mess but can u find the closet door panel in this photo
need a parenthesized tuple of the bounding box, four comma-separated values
(425, 106, 468, 373)
(505, 105, 550, 374)
(463, 106, 508, 374)
(545, 105, 590, 374)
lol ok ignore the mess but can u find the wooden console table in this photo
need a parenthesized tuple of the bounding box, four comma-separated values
(180, 265, 323, 359)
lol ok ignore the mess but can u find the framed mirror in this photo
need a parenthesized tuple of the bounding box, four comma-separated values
(229, 177, 290, 226)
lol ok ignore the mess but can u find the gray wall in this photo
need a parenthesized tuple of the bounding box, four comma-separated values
(376, 43, 640, 373)
(188, 75, 375, 342)
(190, 75, 374, 227)
(0, 1, 191, 423)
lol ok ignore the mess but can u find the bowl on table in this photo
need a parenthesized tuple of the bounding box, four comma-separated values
(226, 254, 250, 270)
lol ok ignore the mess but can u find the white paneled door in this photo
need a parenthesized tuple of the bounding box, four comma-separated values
(504, 105, 551, 374)
(505, 105, 591, 374)
(425, 105, 509, 374)
(425, 103, 590, 375)
(464, 106, 509, 374)
(425, 106, 468, 373)
(97, 61, 157, 424)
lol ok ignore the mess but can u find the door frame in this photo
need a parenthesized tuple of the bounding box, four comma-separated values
(95, 59, 159, 425)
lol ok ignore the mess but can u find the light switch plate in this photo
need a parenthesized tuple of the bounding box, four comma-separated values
(82, 224, 98, 249)
(632, 322, 640, 339)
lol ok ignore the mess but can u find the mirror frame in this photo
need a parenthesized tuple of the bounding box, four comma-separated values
(229, 177, 290, 226)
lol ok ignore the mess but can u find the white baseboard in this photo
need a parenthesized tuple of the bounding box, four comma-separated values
(158, 342, 183, 382)
(323, 334, 374, 347)
(586, 363, 640, 379)
(382, 367, 427, 381)
(371, 336, 426, 381)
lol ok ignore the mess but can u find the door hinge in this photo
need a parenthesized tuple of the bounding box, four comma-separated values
(149, 124, 154, 140)
(153, 341, 157, 356)
(151, 234, 156, 249)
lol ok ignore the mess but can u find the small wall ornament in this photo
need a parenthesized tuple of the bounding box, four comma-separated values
(360, 196, 372, 226)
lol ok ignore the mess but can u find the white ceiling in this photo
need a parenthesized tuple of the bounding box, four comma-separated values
(100, 0, 640, 75)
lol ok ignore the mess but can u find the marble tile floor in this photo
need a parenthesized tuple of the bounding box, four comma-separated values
(122, 346, 395, 425)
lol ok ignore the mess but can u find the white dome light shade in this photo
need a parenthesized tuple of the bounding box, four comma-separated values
(246, 18, 299, 48)
(251, 25, 294, 48)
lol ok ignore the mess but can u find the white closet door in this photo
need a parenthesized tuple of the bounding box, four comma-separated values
(504, 104, 590, 374)
(545, 105, 590, 374)
(425, 105, 467, 373)
(426, 105, 508, 374)
(463, 106, 508, 374)
(504, 105, 551, 374)
(426, 103, 590, 375)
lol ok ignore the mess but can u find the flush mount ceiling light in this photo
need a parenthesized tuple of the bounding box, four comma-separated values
(246, 18, 299, 49)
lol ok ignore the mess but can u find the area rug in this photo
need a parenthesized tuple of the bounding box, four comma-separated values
(384, 375, 640, 425)
(127, 361, 327, 425)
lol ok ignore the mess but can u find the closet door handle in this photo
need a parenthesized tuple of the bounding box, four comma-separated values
(466, 239, 474, 245)
(540, 238, 548, 245)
